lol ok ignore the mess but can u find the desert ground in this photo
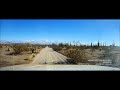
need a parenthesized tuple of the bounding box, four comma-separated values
(0, 44, 42, 67)
(0, 44, 120, 70)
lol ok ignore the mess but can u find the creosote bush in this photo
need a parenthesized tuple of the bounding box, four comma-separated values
(12, 44, 29, 54)
(64, 49, 88, 64)
(0, 44, 2, 48)
(51, 46, 63, 52)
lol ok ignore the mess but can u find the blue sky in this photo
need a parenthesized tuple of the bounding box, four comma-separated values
(0, 19, 120, 45)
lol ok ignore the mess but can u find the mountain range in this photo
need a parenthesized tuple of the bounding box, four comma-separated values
(0, 40, 58, 45)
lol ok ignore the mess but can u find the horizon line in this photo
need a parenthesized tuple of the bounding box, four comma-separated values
(0, 39, 119, 46)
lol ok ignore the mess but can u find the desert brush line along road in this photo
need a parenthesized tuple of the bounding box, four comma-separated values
(0, 46, 120, 71)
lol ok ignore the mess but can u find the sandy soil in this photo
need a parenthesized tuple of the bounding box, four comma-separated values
(0, 46, 42, 67)
(31, 46, 68, 64)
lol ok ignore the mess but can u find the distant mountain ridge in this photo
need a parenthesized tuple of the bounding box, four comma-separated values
(0, 40, 59, 45)
(1, 40, 119, 46)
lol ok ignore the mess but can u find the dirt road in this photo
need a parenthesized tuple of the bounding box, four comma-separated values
(0, 46, 120, 71)
(31, 46, 68, 64)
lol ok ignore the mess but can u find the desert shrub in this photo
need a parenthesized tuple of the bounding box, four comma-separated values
(64, 49, 88, 64)
(66, 46, 71, 49)
(92, 46, 99, 49)
(52, 46, 63, 52)
(66, 59, 77, 64)
(99, 47, 113, 60)
(0, 44, 2, 48)
(6, 48, 10, 51)
(12, 44, 29, 54)
(102, 47, 111, 55)
(22, 44, 30, 52)
(91, 48, 95, 53)
(79, 46, 86, 50)
(99, 48, 102, 51)
(30, 48, 35, 53)
(12, 45, 23, 54)
(90, 45, 102, 52)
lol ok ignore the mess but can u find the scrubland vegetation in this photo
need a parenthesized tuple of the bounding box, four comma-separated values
(0, 41, 119, 67)
(0, 44, 43, 67)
